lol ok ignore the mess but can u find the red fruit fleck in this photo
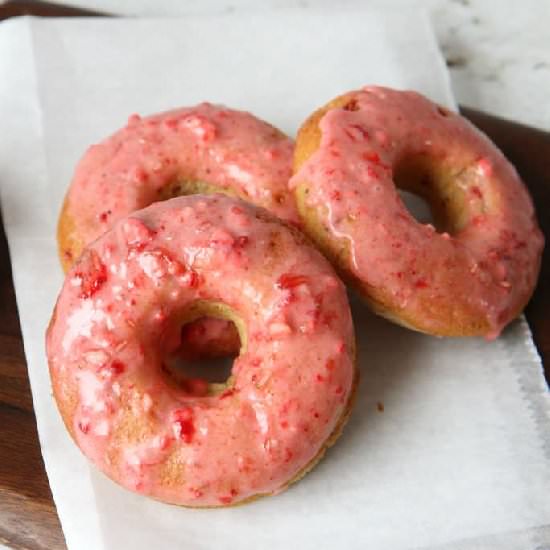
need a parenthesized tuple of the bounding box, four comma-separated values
(329, 190, 342, 201)
(133, 167, 147, 183)
(326, 359, 335, 371)
(235, 235, 249, 248)
(218, 496, 233, 505)
(172, 407, 195, 443)
(284, 448, 293, 462)
(178, 420, 195, 443)
(165, 118, 179, 130)
(366, 166, 378, 179)
(231, 205, 244, 215)
(78, 420, 90, 434)
(191, 488, 204, 498)
(313, 411, 320, 418)
(250, 357, 262, 367)
(124, 219, 156, 251)
(277, 273, 308, 290)
(316, 374, 325, 383)
(230, 488, 238, 497)
(99, 210, 111, 223)
(335, 386, 344, 395)
(74, 250, 108, 299)
(471, 186, 483, 199)
(188, 271, 199, 287)
(110, 360, 126, 375)
(362, 151, 380, 163)
(220, 388, 235, 400)
(280, 420, 289, 429)
(415, 279, 429, 289)
(160, 436, 174, 451)
(180, 270, 199, 288)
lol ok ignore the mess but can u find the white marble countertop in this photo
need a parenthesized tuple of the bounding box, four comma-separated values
(39, 0, 549, 130)
(429, 0, 550, 131)
(10, 0, 550, 130)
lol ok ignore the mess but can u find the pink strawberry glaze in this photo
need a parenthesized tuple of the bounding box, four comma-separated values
(62, 103, 297, 356)
(47, 195, 355, 506)
(64, 103, 298, 247)
(291, 86, 544, 337)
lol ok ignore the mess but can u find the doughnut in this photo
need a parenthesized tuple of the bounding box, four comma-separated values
(46, 195, 356, 507)
(58, 103, 297, 357)
(58, 102, 298, 271)
(291, 86, 544, 338)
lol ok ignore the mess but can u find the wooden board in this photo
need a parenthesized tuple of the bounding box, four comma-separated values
(0, 2, 548, 548)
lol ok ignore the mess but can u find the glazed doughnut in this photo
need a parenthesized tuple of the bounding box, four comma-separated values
(291, 86, 543, 338)
(46, 195, 356, 507)
(58, 102, 297, 357)
(58, 102, 298, 271)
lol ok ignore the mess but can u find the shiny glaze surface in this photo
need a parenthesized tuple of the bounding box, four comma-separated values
(47, 195, 354, 506)
(291, 86, 544, 337)
(60, 103, 298, 356)
(61, 102, 298, 266)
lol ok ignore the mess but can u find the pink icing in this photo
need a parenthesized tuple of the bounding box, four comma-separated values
(62, 103, 297, 356)
(47, 195, 354, 506)
(64, 102, 298, 250)
(291, 86, 544, 337)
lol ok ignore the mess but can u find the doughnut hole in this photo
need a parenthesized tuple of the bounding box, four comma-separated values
(152, 178, 244, 364)
(397, 190, 434, 227)
(393, 154, 474, 234)
(160, 301, 246, 397)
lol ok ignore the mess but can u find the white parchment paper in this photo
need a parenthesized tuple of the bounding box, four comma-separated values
(0, 10, 549, 550)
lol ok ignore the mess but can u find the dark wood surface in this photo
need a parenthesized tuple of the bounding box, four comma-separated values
(0, 2, 548, 549)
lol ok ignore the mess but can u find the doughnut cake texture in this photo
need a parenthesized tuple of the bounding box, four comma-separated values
(291, 86, 544, 338)
(58, 103, 298, 272)
(47, 195, 357, 507)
